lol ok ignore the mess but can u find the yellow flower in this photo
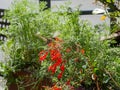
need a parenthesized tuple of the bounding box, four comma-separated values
(100, 15, 106, 20)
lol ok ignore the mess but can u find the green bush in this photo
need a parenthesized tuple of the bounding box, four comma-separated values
(0, 0, 120, 89)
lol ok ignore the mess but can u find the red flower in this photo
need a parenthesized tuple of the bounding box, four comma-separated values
(38, 50, 46, 56)
(39, 37, 65, 80)
(50, 49, 61, 61)
(60, 64, 65, 71)
(48, 65, 57, 74)
(66, 48, 71, 53)
(51, 85, 62, 90)
(80, 49, 85, 55)
(54, 37, 63, 42)
(57, 72, 63, 79)
(55, 58, 62, 66)
(66, 79, 71, 85)
(48, 38, 62, 48)
(39, 51, 48, 61)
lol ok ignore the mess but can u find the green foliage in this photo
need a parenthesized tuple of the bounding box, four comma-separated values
(106, 0, 115, 3)
(95, 0, 120, 32)
(0, 0, 119, 90)
(0, 0, 50, 89)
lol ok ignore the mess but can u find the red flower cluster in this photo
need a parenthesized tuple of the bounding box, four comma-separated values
(51, 85, 62, 90)
(48, 48, 65, 79)
(39, 37, 65, 79)
(39, 50, 48, 61)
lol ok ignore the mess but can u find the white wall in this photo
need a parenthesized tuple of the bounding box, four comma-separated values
(0, 0, 13, 9)
(0, 0, 39, 9)
(0, 0, 101, 10)
(0, 0, 109, 26)
(51, 0, 101, 10)
(51, 0, 109, 25)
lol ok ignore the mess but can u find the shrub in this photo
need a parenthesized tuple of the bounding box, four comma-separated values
(0, 0, 120, 90)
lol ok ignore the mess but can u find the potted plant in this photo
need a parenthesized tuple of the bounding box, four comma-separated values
(0, 0, 120, 90)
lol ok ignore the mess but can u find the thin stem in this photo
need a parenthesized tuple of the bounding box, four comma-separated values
(105, 69, 120, 87)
